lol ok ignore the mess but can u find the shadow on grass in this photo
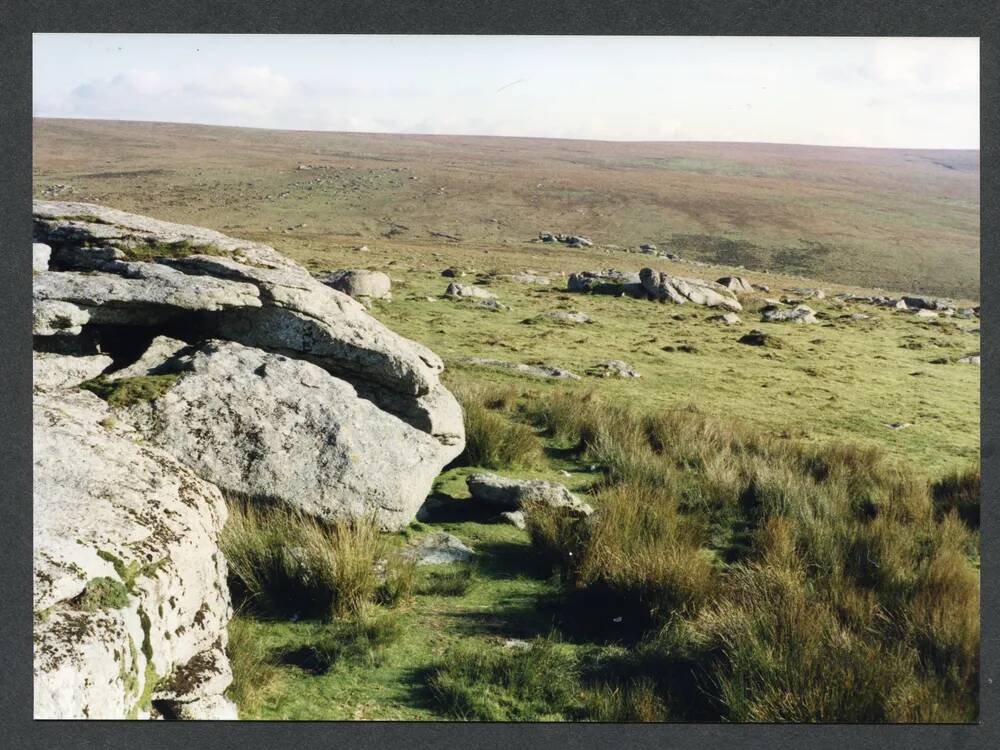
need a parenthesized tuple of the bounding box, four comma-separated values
(278, 646, 328, 675)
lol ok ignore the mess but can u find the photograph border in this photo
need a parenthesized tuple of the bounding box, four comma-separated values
(1, 1, 996, 748)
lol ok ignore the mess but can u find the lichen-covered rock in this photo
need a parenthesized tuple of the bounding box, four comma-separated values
(466, 473, 593, 517)
(710, 312, 742, 326)
(401, 532, 476, 565)
(761, 305, 818, 324)
(463, 357, 580, 380)
(640, 268, 743, 312)
(32, 201, 465, 523)
(33, 352, 112, 391)
(505, 273, 551, 285)
(445, 282, 497, 301)
(537, 311, 591, 325)
(568, 270, 645, 297)
(587, 359, 641, 378)
(901, 294, 955, 311)
(122, 340, 457, 530)
(33, 202, 461, 424)
(106, 336, 191, 381)
(716, 276, 754, 294)
(323, 269, 392, 302)
(33, 387, 234, 720)
(789, 287, 826, 300)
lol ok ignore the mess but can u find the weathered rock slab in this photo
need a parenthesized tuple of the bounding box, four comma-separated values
(762, 305, 818, 324)
(463, 357, 580, 380)
(33, 352, 112, 391)
(467, 473, 593, 517)
(402, 533, 475, 566)
(587, 360, 641, 378)
(122, 340, 460, 531)
(33, 388, 234, 719)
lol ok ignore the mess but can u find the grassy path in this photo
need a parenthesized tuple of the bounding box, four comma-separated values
(234, 470, 583, 720)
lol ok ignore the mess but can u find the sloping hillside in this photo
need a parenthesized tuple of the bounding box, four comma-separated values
(33, 118, 980, 299)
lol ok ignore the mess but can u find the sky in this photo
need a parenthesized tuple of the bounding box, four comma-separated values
(32, 35, 979, 149)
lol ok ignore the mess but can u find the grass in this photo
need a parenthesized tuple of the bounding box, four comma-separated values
(932, 466, 980, 528)
(79, 373, 181, 407)
(121, 238, 229, 261)
(452, 383, 544, 469)
(226, 614, 285, 715)
(280, 613, 404, 674)
(35, 122, 979, 475)
(428, 636, 581, 721)
(216, 387, 978, 722)
(513, 388, 980, 722)
(219, 497, 415, 621)
(416, 565, 476, 597)
(74, 577, 130, 612)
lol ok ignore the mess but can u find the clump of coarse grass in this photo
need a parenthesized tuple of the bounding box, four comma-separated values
(582, 677, 669, 722)
(525, 388, 602, 446)
(456, 392, 543, 469)
(682, 562, 929, 722)
(225, 615, 284, 715)
(517, 387, 980, 722)
(931, 465, 980, 529)
(427, 636, 580, 721)
(416, 565, 476, 597)
(219, 497, 412, 620)
(528, 483, 715, 633)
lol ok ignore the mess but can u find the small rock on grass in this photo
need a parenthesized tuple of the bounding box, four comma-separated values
(499, 511, 527, 530)
(710, 312, 742, 325)
(587, 360, 640, 378)
(467, 473, 593, 516)
(401, 532, 475, 565)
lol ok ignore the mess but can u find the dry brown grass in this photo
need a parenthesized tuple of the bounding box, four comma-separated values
(220, 497, 415, 621)
(514, 388, 980, 722)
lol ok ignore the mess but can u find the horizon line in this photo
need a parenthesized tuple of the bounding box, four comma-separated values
(32, 115, 981, 153)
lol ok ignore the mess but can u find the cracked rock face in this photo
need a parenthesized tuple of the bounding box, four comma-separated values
(123, 340, 456, 528)
(33, 382, 233, 720)
(32, 201, 465, 528)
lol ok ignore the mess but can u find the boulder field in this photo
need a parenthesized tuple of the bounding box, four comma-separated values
(32, 201, 467, 719)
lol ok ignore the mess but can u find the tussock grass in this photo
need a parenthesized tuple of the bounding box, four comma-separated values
(582, 677, 669, 722)
(452, 383, 544, 469)
(514, 388, 981, 722)
(219, 497, 414, 621)
(931, 466, 980, 528)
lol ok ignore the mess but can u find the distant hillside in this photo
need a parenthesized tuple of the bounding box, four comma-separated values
(32, 118, 980, 299)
